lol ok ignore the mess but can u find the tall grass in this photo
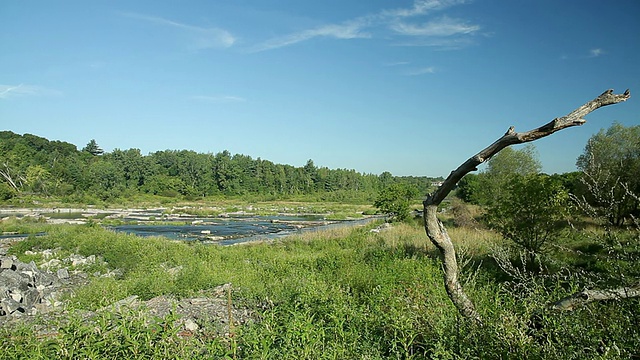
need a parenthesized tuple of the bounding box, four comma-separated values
(2, 220, 639, 359)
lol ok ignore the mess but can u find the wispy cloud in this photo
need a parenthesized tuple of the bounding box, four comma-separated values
(0, 84, 62, 99)
(405, 66, 437, 75)
(250, 19, 371, 52)
(123, 12, 236, 49)
(383, 0, 468, 18)
(192, 95, 247, 103)
(251, 0, 479, 52)
(589, 48, 604, 57)
(390, 16, 479, 37)
(561, 48, 606, 61)
(384, 61, 411, 66)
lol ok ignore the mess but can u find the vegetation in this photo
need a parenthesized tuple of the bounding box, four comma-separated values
(1, 215, 638, 359)
(1, 121, 639, 358)
(456, 145, 541, 206)
(576, 122, 640, 225)
(0, 131, 441, 205)
(486, 173, 569, 255)
(373, 183, 420, 221)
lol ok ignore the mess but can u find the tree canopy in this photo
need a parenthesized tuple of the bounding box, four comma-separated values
(0, 131, 441, 203)
(83, 139, 104, 156)
(456, 144, 542, 206)
(576, 123, 640, 225)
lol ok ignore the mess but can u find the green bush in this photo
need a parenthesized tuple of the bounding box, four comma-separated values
(486, 174, 569, 254)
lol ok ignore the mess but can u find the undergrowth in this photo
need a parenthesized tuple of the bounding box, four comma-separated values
(1, 219, 639, 359)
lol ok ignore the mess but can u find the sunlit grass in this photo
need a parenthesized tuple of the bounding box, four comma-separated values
(3, 215, 639, 359)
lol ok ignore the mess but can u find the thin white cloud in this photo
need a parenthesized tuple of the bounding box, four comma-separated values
(251, 0, 479, 52)
(384, 0, 468, 18)
(391, 16, 480, 37)
(589, 48, 604, 57)
(561, 48, 606, 60)
(122, 12, 236, 49)
(0, 84, 62, 99)
(192, 95, 247, 103)
(406, 66, 437, 75)
(250, 19, 370, 52)
(384, 61, 411, 66)
(392, 36, 475, 50)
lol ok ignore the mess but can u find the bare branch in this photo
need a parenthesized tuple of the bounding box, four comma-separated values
(0, 164, 20, 192)
(428, 89, 631, 205)
(553, 283, 640, 311)
(422, 89, 631, 323)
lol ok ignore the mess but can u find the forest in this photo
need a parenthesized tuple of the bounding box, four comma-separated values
(0, 131, 441, 205)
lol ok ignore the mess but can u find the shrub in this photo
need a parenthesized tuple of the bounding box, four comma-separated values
(486, 174, 569, 254)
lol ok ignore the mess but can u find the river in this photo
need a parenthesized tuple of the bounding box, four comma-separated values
(0, 208, 382, 246)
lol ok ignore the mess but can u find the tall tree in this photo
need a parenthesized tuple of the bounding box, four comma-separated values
(83, 139, 104, 156)
(576, 123, 640, 225)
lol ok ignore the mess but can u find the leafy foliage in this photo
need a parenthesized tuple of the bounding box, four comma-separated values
(82, 139, 103, 156)
(374, 183, 420, 221)
(486, 174, 569, 254)
(576, 122, 640, 225)
(0, 131, 442, 203)
(456, 144, 542, 206)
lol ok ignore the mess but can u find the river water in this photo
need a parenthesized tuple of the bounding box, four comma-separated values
(111, 216, 380, 245)
(1, 209, 381, 246)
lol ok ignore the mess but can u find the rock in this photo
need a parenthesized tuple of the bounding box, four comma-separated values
(0, 267, 27, 288)
(1, 257, 14, 270)
(56, 268, 70, 280)
(370, 222, 392, 233)
(42, 258, 62, 269)
(0, 253, 255, 340)
(1, 297, 25, 315)
(183, 318, 199, 332)
(9, 292, 22, 303)
(166, 266, 183, 277)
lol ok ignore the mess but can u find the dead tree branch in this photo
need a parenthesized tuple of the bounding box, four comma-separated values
(0, 163, 20, 192)
(423, 89, 631, 324)
(553, 283, 640, 311)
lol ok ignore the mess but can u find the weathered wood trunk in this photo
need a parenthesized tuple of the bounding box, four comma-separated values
(423, 89, 631, 323)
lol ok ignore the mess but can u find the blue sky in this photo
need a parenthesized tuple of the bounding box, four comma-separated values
(1, 0, 638, 177)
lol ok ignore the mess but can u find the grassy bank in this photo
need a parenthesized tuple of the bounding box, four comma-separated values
(1, 220, 639, 359)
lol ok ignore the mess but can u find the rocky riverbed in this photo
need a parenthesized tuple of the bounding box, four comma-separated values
(0, 240, 255, 338)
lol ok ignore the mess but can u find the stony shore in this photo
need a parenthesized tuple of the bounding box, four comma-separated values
(0, 245, 255, 338)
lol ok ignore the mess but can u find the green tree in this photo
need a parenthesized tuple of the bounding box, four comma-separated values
(486, 174, 569, 254)
(374, 183, 419, 222)
(109, 148, 148, 189)
(465, 144, 542, 205)
(0, 182, 16, 200)
(25, 165, 52, 195)
(83, 139, 104, 156)
(576, 123, 640, 225)
(87, 160, 125, 200)
(456, 173, 481, 204)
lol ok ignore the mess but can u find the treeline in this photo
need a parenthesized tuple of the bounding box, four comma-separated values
(0, 131, 441, 203)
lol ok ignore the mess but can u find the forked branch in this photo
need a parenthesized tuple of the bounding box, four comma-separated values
(423, 89, 631, 324)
